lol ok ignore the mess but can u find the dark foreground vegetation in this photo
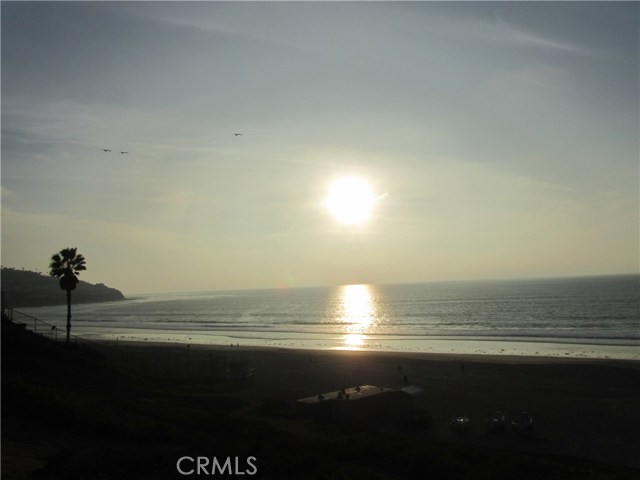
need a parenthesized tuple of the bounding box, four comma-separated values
(1, 267, 125, 307)
(2, 315, 638, 480)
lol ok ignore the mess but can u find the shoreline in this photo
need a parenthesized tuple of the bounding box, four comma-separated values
(74, 327, 640, 361)
(95, 337, 640, 367)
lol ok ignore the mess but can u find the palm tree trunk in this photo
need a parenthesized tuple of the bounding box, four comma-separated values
(66, 289, 72, 343)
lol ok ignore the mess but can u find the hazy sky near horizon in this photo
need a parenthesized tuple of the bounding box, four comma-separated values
(2, 2, 638, 294)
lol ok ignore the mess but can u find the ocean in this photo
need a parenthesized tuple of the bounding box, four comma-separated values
(17, 275, 640, 359)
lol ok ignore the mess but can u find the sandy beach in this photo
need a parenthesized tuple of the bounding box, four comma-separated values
(3, 319, 640, 479)
(100, 341, 640, 470)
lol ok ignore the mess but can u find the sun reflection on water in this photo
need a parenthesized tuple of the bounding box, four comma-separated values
(338, 284, 379, 349)
(343, 333, 366, 349)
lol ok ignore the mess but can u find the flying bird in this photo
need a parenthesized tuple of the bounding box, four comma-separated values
(233, 133, 243, 136)
(120, 151, 129, 154)
(103, 149, 111, 152)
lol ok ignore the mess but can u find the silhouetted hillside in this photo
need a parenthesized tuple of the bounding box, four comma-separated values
(1, 267, 125, 307)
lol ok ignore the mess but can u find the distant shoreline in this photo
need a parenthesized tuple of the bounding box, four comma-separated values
(1, 267, 125, 308)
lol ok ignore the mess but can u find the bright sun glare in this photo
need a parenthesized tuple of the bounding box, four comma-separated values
(324, 176, 375, 225)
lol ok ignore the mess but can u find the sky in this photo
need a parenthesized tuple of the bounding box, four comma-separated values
(1, 1, 638, 295)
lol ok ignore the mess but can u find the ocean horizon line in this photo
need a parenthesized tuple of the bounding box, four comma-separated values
(122, 272, 639, 298)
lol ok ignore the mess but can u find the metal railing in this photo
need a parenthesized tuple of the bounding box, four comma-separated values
(3, 307, 229, 382)
(6, 307, 73, 343)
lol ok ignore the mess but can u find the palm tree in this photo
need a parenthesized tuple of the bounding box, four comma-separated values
(49, 248, 87, 343)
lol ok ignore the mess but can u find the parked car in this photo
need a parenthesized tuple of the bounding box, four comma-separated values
(511, 411, 533, 434)
(449, 414, 470, 432)
(485, 411, 507, 433)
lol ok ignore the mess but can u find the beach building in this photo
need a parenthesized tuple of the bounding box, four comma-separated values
(296, 385, 419, 423)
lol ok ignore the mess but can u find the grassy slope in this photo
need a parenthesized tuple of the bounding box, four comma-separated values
(2, 318, 637, 480)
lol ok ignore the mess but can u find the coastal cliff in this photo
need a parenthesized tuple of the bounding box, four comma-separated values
(1, 267, 125, 308)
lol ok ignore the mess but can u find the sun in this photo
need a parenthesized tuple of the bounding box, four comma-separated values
(324, 176, 375, 225)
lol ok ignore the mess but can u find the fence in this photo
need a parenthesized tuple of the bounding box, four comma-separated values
(3, 307, 229, 382)
(5, 307, 70, 342)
